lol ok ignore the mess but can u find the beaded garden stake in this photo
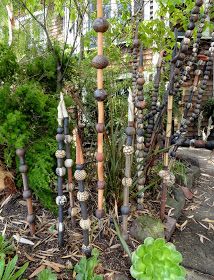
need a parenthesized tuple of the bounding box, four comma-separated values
(92, 0, 109, 223)
(16, 148, 35, 235)
(74, 128, 91, 257)
(62, 98, 76, 226)
(55, 95, 67, 246)
(159, 0, 204, 220)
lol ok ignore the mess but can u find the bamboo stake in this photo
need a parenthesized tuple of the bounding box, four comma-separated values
(92, 0, 109, 222)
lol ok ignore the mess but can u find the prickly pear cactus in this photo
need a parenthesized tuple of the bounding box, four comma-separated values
(130, 237, 186, 280)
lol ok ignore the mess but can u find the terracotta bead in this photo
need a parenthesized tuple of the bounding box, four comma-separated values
(96, 152, 104, 162)
(92, 55, 109, 69)
(93, 17, 109, 33)
(96, 123, 105, 133)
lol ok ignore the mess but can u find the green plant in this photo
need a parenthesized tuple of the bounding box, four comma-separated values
(130, 237, 186, 280)
(171, 160, 188, 187)
(0, 255, 28, 280)
(74, 248, 103, 280)
(37, 268, 57, 280)
(203, 98, 214, 119)
(0, 235, 14, 258)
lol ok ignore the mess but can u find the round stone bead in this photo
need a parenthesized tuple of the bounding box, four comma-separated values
(121, 206, 130, 215)
(97, 181, 105, 190)
(96, 152, 104, 162)
(136, 128, 144, 136)
(68, 207, 79, 217)
(190, 14, 199, 22)
(92, 55, 109, 69)
(96, 123, 105, 133)
(64, 135, 72, 143)
(74, 170, 87, 181)
(137, 136, 144, 143)
(195, 0, 203, 6)
(16, 148, 25, 157)
(183, 38, 190, 45)
(137, 77, 145, 85)
(56, 167, 66, 177)
(93, 17, 109, 33)
(77, 191, 89, 201)
(191, 6, 200, 14)
(185, 30, 193, 38)
(66, 183, 75, 192)
(122, 177, 132, 187)
(123, 145, 134, 155)
(94, 89, 107, 101)
(82, 245, 92, 257)
(96, 209, 105, 219)
(133, 39, 140, 47)
(80, 218, 91, 230)
(56, 195, 67, 205)
(56, 134, 64, 142)
(181, 45, 188, 53)
(19, 165, 28, 173)
(188, 22, 195, 30)
(27, 214, 35, 224)
(125, 127, 135, 136)
(55, 150, 66, 159)
(23, 190, 32, 199)
(64, 159, 73, 168)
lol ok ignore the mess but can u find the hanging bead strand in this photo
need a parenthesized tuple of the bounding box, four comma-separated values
(135, 46, 146, 208)
(74, 128, 91, 257)
(92, 0, 109, 221)
(16, 149, 35, 235)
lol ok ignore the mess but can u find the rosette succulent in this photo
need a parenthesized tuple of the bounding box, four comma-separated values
(130, 237, 186, 280)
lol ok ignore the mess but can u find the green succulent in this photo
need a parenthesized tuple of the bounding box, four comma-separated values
(130, 237, 186, 280)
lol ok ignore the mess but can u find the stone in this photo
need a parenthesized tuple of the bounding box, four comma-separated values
(165, 216, 177, 241)
(186, 269, 214, 280)
(130, 215, 164, 242)
(167, 188, 185, 219)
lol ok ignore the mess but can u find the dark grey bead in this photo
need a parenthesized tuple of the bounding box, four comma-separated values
(121, 206, 130, 215)
(56, 134, 64, 142)
(92, 55, 109, 69)
(19, 165, 28, 173)
(16, 148, 25, 157)
(27, 214, 35, 224)
(94, 89, 107, 101)
(23, 190, 32, 199)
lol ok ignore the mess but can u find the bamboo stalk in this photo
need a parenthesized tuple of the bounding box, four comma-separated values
(92, 0, 109, 222)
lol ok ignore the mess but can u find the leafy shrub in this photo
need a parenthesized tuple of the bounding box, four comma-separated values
(0, 80, 57, 211)
(0, 44, 18, 82)
(130, 237, 186, 280)
(0, 255, 28, 280)
(37, 268, 57, 280)
(0, 235, 14, 258)
(74, 249, 103, 280)
(203, 98, 214, 119)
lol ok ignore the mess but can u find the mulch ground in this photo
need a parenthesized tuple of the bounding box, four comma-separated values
(0, 189, 157, 279)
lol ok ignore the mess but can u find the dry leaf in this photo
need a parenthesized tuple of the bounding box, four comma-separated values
(196, 233, 211, 243)
(29, 265, 46, 278)
(180, 220, 188, 231)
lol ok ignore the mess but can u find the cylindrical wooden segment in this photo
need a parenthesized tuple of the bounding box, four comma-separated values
(97, 70, 103, 89)
(97, 0, 103, 17)
(166, 95, 173, 138)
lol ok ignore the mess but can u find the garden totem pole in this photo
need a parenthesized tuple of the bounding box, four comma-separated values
(92, 0, 109, 224)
